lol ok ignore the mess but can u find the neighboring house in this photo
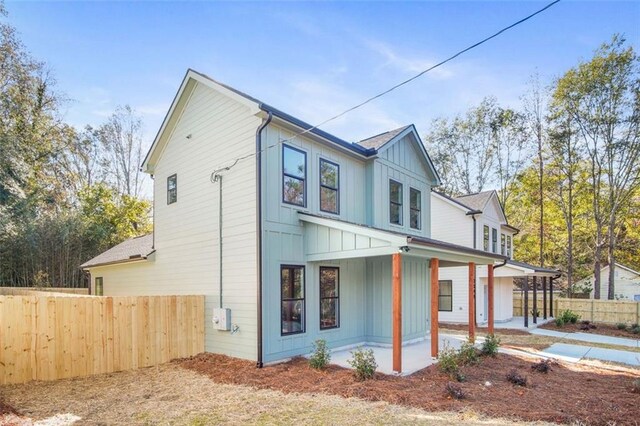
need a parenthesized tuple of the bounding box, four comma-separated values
(581, 263, 640, 300)
(81, 69, 506, 374)
(430, 190, 559, 324)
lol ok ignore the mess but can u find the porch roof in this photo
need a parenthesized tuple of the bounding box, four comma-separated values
(298, 212, 507, 266)
(478, 259, 560, 278)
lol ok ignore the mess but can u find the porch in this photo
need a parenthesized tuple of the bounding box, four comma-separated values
(299, 212, 507, 375)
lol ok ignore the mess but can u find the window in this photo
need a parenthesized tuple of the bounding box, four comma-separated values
(483, 226, 490, 251)
(492, 228, 498, 253)
(319, 159, 339, 214)
(389, 180, 403, 225)
(167, 174, 177, 204)
(319, 267, 339, 330)
(507, 235, 512, 258)
(95, 277, 103, 296)
(282, 145, 306, 206)
(409, 188, 421, 230)
(438, 280, 452, 311)
(281, 265, 305, 335)
(501, 233, 506, 255)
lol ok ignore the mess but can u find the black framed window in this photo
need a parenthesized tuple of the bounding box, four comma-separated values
(438, 280, 452, 312)
(282, 145, 306, 207)
(281, 265, 305, 335)
(409, 188, 421, 230)
(319, 159, 339, 214)
(167, 174, 177, 204)
(389, 179, 403, 225)
(492, 228, 498, 253)
(501, 233, 506, 255)
(507, 235, 512, 258)
(95, 277, 104, 296)
(483, 226, 490, 251)
(319, 267, 339, 330)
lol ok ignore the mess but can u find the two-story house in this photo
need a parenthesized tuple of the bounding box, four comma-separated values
(81, 70, 506, 375)
(431, 190, 559, 327)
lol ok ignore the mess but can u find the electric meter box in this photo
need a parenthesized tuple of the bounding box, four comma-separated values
(212, 308, 231, 331)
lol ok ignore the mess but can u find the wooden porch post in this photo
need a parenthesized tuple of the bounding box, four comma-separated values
(550, 277, 554, 318)
(524, 277, 529, 328)
(487, 264, 494, 335)
(430, 258, 439, 358)
(468, 262, 476, 342)
(392, 253, 402, 374)
(543, 277, 548, 319)
(532, 276, 538, 324)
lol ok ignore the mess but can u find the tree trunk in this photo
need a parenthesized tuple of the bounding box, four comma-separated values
(607, 215, 616, 300)
(593, 222, 603, 300)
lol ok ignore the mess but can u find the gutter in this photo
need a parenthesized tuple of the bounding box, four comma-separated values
(255, 110, 272, 369)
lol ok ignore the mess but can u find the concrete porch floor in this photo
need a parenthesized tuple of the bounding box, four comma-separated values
(330, 334, 471, 376)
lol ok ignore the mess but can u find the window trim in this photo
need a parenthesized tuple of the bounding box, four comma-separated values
(95, 277, 104, 296)
(319, 266, 340, 330)
(389, 179, 403, 226)
(282, 144, 307, 207)
(501, 233, 506, 255)
(438, 280, 453, 312)
(409, 187, 421, 230)
(167, 174, 177, 205)
(483, 225, 490, 251)
(492, 228, 498, 253)
(507, 235, 512, 258)
(280, 264, 306, 336)
(319, 158, 340, 215)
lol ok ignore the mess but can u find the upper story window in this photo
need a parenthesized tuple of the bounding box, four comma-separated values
(409, 188, 421, 230)
(319, 267, 339, 330)
(167, 174, 177, 204)
(389, 179, 403, 225)
(281, 265, 305, 335)
(501, 233, 506, 255)
(492, 228, 498, 253)
(319, 159, 339, 214)
(507, 235, 512, 258)
(283, 145, 306, 207)
(483, 226, 490, 251)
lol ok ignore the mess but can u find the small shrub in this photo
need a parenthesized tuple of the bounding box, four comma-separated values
(631, 325, 640, 335)
(457, 339, 480, 365)
(560, 309, 580, 324)
(530, 308, 540, 318)
(632, 378, 640, 394)
(580, 320, 590, 325)
(348, 348, 377, 381)
(531, 359, 553, 373)
(554, 317, 565, 327)
(445, 381, 466, 400)
(506, 369, 527, 387)
(481, 334, 501, 357)
(437, 345, 460, 377)
(309, 339, 331, 370)
(616, 323, 628, 330)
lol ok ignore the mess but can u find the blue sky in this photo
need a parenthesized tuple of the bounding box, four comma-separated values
(6, 1, 640, 144)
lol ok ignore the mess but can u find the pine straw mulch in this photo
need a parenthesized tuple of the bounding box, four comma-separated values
(540, 321, 640, 339)
(178, 352, 640, 426)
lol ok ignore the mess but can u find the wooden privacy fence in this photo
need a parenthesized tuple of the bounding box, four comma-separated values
(513, 294, 640, 325)
(513, 293, 558, 317)
(0, 294, 205, 385)
(0, 287, 89, 296)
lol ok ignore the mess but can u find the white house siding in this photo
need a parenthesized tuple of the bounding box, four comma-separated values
(430, 195, 473, 247)
(89, 81, 262, 361)
(586, 265, 640, 300)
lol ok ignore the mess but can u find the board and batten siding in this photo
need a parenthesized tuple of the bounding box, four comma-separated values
(89, 81, 262, 361)
(367, 136, 433, 237)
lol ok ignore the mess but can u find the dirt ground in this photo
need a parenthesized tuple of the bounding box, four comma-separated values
(0, 363, 551, 426)
(541, 321, 640, 339)
(180, 352, 640, 426)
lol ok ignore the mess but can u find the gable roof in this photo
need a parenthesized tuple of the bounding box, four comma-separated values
(455, 190, 494, 212)
(356, 125, 412, 150)
(81, 234, 154, 269)
(604, 263, 640, 277)
(142, 69, 439, 185)
(431, 189, 482, 214)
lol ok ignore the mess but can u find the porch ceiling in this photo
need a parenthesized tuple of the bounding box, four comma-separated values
(298, 212, 506, 266)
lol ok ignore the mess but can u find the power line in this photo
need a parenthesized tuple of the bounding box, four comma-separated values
(214, 0, 561, 172)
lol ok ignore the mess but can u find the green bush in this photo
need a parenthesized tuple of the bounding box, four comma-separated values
(437, 345, 460, 378)
(457, 339, 480, 365)
(348, 348, 377, 381)
(554, 317, 565, 327)
(309, 339, 331, 370)
(560, 309, 580, 324)
(481, 334, 501, 357)
(616, 323, 628, 330)
(631, 325, 640, 335)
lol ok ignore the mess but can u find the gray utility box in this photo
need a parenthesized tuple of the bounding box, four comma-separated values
(212, 308, 231, 331)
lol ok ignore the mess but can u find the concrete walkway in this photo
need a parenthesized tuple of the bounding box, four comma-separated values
(530, 328, 640, 348)
(540, 342, 640, 367)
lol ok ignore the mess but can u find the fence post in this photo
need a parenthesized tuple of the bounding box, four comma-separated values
(591, 300, 595, 322)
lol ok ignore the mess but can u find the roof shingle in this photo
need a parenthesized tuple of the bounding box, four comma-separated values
(454, 190, 495, 212)
(81, 234, 154, 268)
(356, 125, 412, 150)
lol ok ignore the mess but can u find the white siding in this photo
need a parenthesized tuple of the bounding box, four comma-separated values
(586, 265, 640, 300)
(430, 194, 474, 247)
(89, 81, 262, 361)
